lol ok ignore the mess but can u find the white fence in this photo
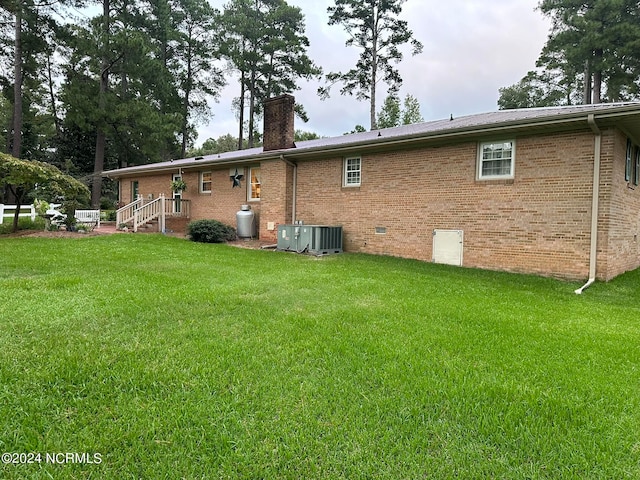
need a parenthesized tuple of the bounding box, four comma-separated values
(0, 204, 36, 225)
(0, 203, 81, 226)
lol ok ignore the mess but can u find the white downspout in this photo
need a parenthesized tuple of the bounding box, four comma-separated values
(575, 114, 601, 294)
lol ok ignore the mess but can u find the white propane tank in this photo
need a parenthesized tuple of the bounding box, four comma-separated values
(236, 205, 256, 238)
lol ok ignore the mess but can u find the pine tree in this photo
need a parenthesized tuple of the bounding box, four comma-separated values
(1, 0, 62, 161)
(538, 0, 640, 103)
(220, 0, 320, 149)
(319, 0, 422, 130)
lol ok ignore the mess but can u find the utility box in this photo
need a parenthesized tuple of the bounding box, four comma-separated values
(432, 229, 464, 266)
(277, 225, 343, 255)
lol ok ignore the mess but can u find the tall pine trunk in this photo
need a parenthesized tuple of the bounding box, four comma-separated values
(248, 68, 255, 148)
(46, 53, 62, 140)
(9, 4, 23, 225)
(369, 10, 378, 131)
(583, 60, 592, 104)
(238, 69, 245, 150)
(592, 49, 603, 104)
(370, 61, 377, 130)
(12, 5, 22, 159)
(180, 37, 193, 158)
(92, 0, 110, 209)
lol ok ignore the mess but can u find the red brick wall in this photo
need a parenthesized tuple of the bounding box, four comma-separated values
(263, 95, 295, 152)
(118, 167, 261, 233)
(600, 130, 640, 280)
(258, 159, 295, 243)
(293, 131, 604, 280)
(115, 127, 640, 280)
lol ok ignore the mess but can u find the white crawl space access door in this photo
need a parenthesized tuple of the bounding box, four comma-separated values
(432, 230, 464, 266)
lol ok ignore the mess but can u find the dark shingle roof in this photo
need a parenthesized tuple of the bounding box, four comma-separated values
(105, 102, 640, 177)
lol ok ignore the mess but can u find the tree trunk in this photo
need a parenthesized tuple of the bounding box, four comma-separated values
(12, 5, 23, 158)
(583, 60, 592, 105)
(92, 129, 106, 208)
(248, 68, 255, 148)
(91, 0, 110, 209)
(46, 52, 62, 140)
(593, 70, 602, 104)
(238, 69, 245, 150)
(370, 68, 377, 130)
(180, 37, 193, 158)
(370, 8, 378, 131)
(592, 48, 603, 104)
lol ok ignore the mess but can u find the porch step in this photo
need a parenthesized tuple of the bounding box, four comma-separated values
(120, 220, 158, 232)
(136, 220, 159, 232)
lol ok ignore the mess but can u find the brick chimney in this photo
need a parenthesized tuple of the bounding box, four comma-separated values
(263, 94, 295, 151)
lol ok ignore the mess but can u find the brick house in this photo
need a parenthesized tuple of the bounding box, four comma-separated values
(104, 95, 640, 283)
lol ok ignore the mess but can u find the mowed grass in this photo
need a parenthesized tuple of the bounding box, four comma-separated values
(0, 234, 639, 479)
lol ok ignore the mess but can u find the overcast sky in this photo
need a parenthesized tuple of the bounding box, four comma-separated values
(197, 0, 552, 145)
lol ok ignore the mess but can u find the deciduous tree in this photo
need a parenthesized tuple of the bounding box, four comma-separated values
(0, 152, 89, 232)
(401, 93, 423, 125)
(377, 93, 423, 128)
(376, 93, 400, 129)
(498, 70, 569, 109)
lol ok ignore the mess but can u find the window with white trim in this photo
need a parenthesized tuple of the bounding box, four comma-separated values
(249, 167, 261, 200)
(478, 141, 515, 179)
(200, 171, 212, 193)
(343, 157, 361, 187)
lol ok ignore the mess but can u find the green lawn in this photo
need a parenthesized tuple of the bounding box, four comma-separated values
(1, 234, 639, 479)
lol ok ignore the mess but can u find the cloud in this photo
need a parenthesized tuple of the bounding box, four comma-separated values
(198, 0, 551, 144)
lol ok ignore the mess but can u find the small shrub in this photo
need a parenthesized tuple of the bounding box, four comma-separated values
(100, 198, 116, 210)
(0, 216, 45, 234)
(103, 210, 117, 221)
(63, 215, 77, 232)
(187, 219, 237, 243)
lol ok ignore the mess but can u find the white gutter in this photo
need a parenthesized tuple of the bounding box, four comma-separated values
(575, 114, 602, 294)
(279, 154, 297, 223)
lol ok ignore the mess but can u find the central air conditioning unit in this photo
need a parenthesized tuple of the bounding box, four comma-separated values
(277, 225, 343, 255)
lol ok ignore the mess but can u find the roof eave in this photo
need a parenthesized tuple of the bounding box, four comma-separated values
(103, 104, 640, 176)
(103, 152, 283, 178)
(285, 114, 594, 160)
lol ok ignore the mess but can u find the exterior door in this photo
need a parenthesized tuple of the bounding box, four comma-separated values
(172, 173, 182, 213)
(131, 181, 139, 202)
